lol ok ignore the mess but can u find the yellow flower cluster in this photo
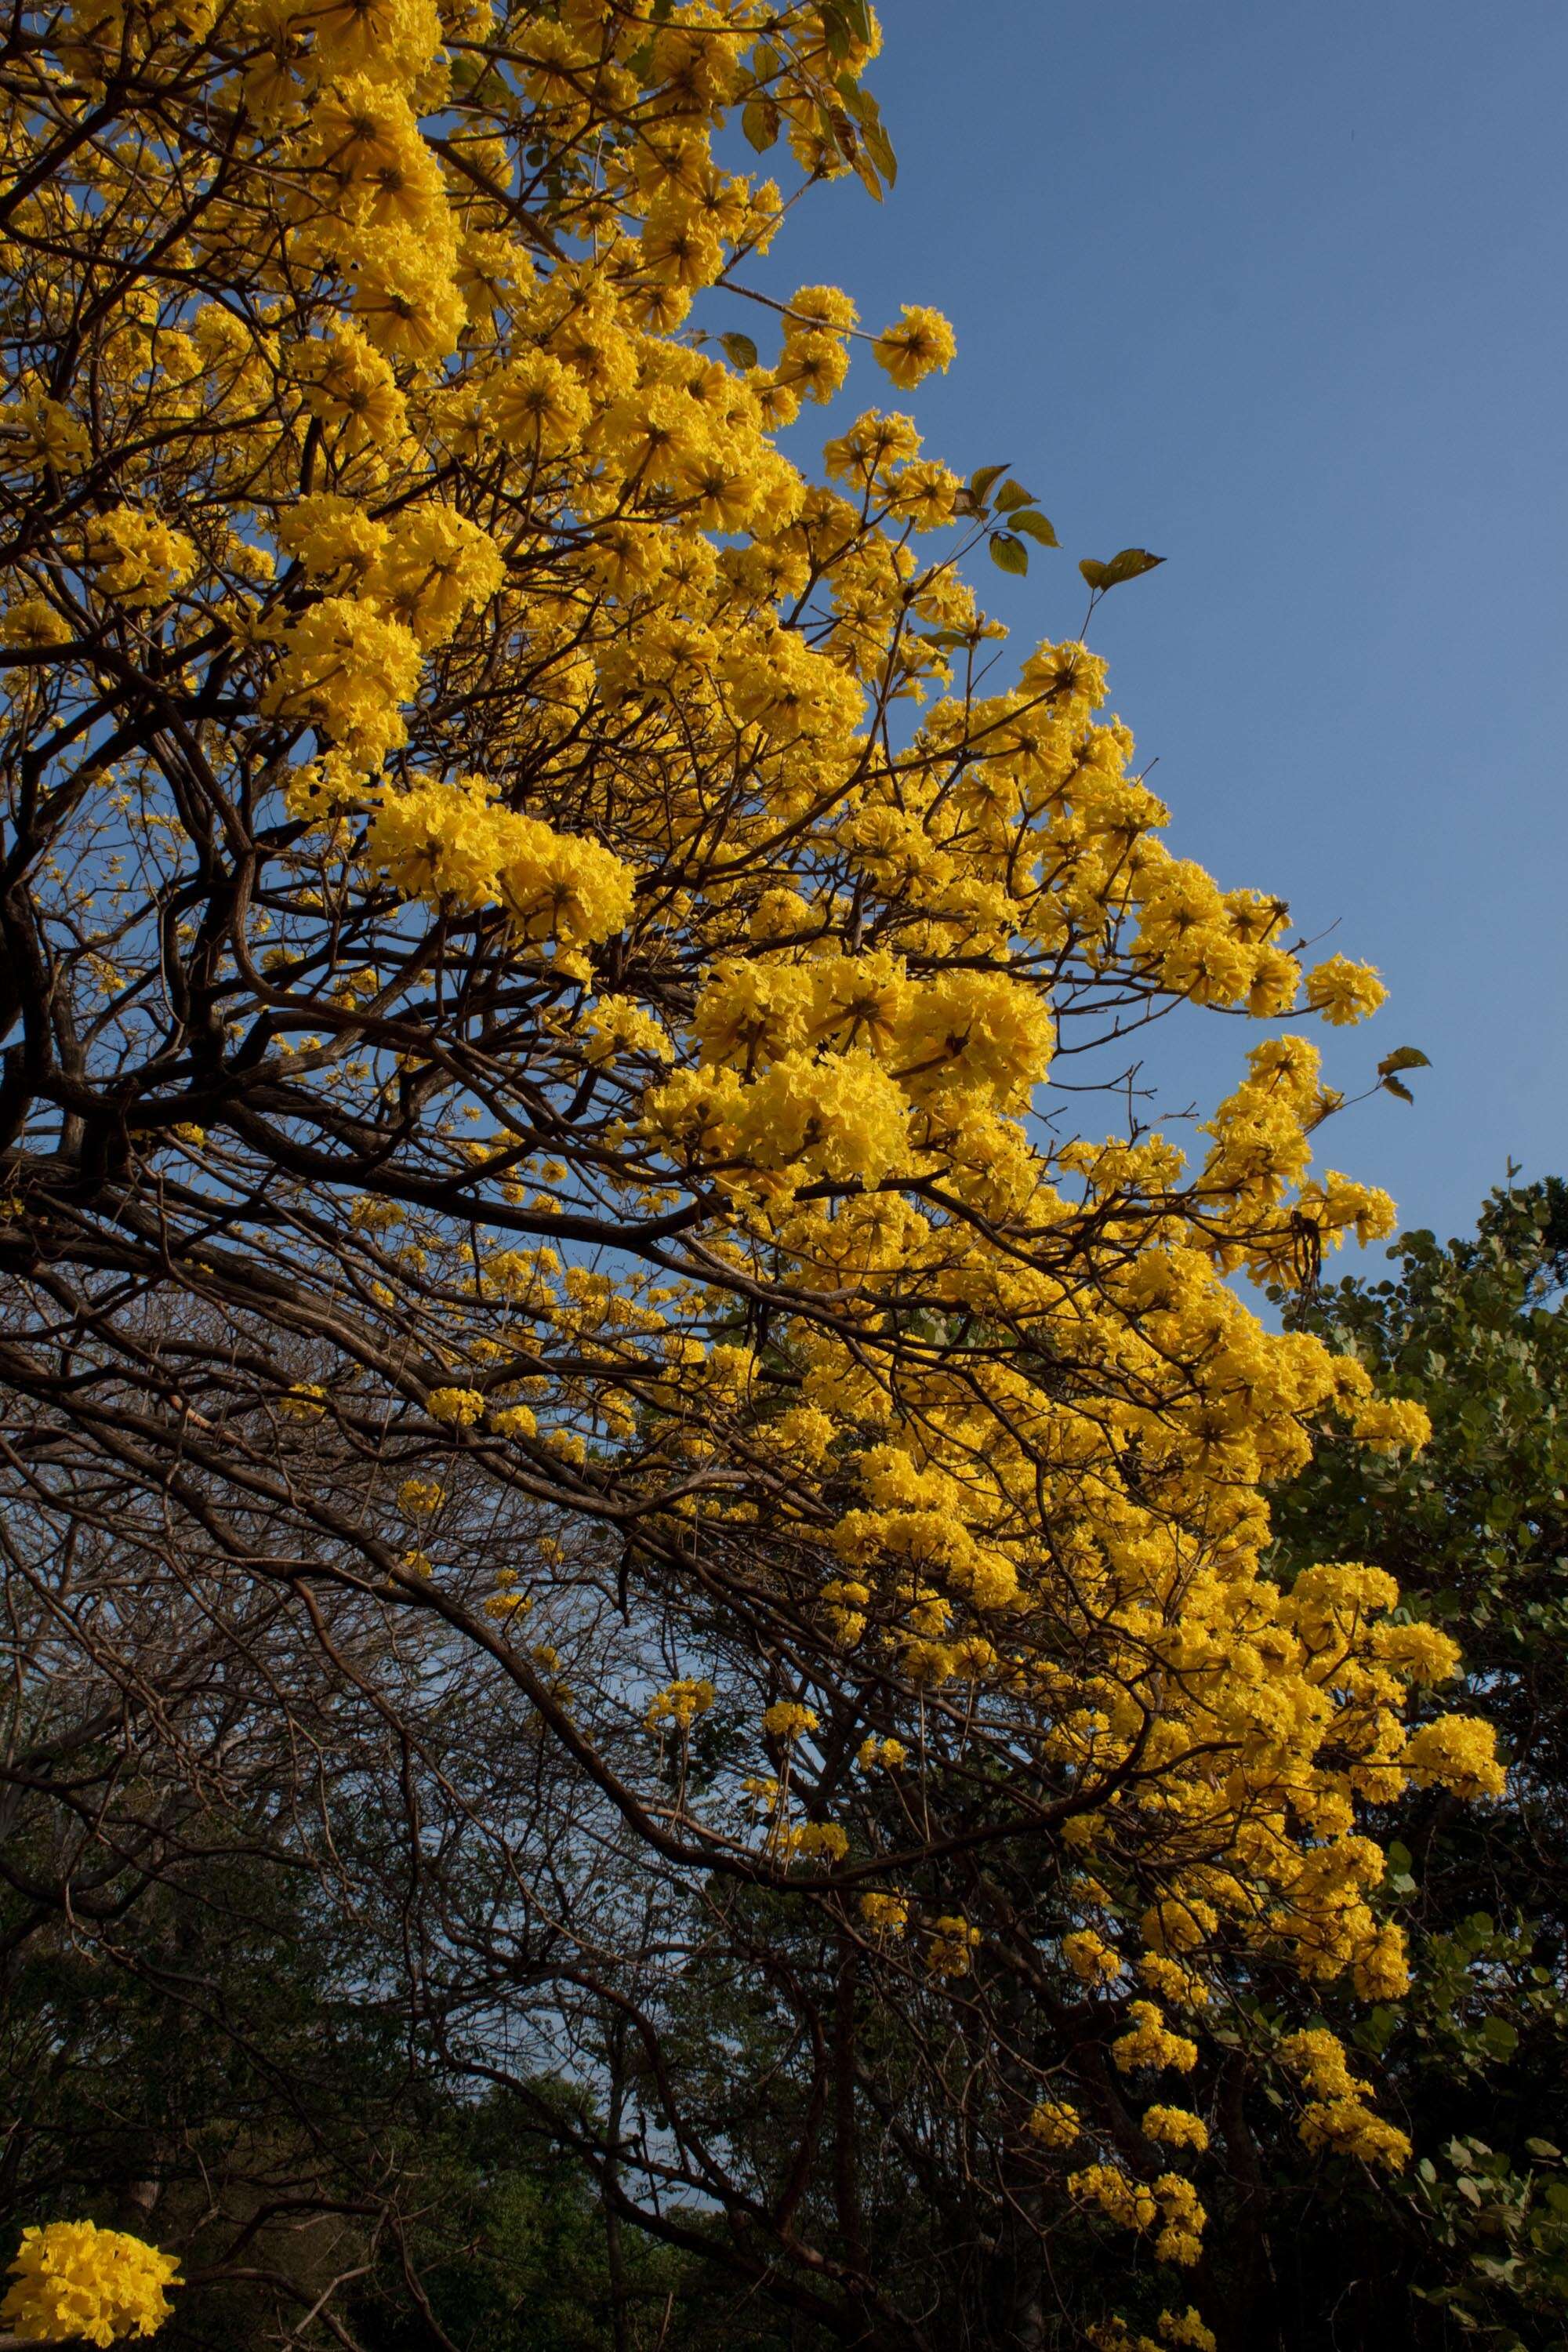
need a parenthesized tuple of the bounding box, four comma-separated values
(1142, 2106, 1209, 2154)
(1027, 2099, 1081, 2148)
(1111, 2004, 1199, 2077)
(645, 1676, 715, 1732)
(426, 1385, 485, 1425)
(83, 509, 196, 609)
(1278, 2028, 1412, 2171)
(482, 1567, 533, 1621)
(2, 2223, 180, 2347)
(489, 1404, 537, 1441)
(1160, 2313, 1218, 2352)
(1399, 1715, 1507, 1800)
(263, 599, 425, 771)
(777, 1818, 851, 1863)
(363, 775, 635, 946)
(761, 1700, 818, 1744)
(927, 1915, 982, 1978)
(1064, 1929, 1124, 1985)
(396, 1478, 443, 1519)
(1068, 2167, 1207, 2267)
(871, 305, 958, 390)
(1088, 2315, 1216, 2352)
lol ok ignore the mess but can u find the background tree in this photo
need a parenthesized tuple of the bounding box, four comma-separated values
(1202, 1178, 1568, 2352)
(0, 1456, 795, 2352)
(1071, 1179, 1568, 2352)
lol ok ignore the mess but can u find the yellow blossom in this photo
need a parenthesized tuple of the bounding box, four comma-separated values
(427, 1386, 485, 1426)
(397, 1478, 443, 1518)
(1027, 2098, 1081, 2147)
(1142, 2105, 1209, 2154)
(646, 1676, 716, 1731)
(1112, 2003, 1199, 2076)
(872, 304, 957, 390)
(1302, 953, 1388, 1026)
(858, 1890, 908, 1936)
(927, 1915, 981, 1978)
(85, 508, 196, 608)
(1064, 1929, 1123, 1986)
(762, 1700, 818, 1743)
(2, 2223, 180, 2347)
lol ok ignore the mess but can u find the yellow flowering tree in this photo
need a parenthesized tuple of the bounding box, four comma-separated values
(0, 0, 1498, 2342)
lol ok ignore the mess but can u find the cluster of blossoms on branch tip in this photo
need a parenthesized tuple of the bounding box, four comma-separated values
(1, 2224, 180, 2347)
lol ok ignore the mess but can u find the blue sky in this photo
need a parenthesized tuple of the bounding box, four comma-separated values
(738, 0, 1568, 1254)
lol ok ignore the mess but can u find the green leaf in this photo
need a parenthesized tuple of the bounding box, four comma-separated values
(1526, 2138, 1563, 2161)
(839, 78, 887, 136)
(967, 463, 1011, 510)
(742, 98, 779, 152)
(862, 120, 898, 187)
(1009, 510, 1060, 548)
(851, 148, 885, 201)
(1081, 548, 1167, 593)
(1099, 546, 1167, 589)
(1480, 2016, 1519, 2058)
(1377, 1045, 1432, 1079)
(718, 332, 759, 371)
(994, 480, 1039, 513)
(989, 533, 1029, 577)
(1381, 1076, 1416, 1104)
(819, 2, 853, 60)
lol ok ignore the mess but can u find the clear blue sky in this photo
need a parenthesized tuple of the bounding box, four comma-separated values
(741, 0, 1568, 1253)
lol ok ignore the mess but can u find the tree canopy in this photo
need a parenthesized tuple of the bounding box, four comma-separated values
(0, 2, 1510, 2347)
